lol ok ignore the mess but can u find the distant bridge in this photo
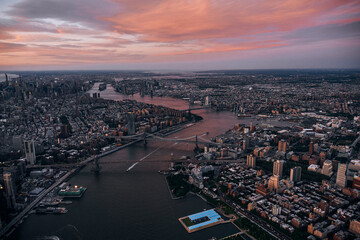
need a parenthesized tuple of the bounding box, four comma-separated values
(27, 158, 240, 170)
(113, 131, 220, 147)
(27, 132, 225, 170)
(182, 105, 210, 111)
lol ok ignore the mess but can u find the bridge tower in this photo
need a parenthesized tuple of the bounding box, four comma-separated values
(194, 135, 200, 152)
(143, 132, 147, 146)
(91, 157, 101, 173)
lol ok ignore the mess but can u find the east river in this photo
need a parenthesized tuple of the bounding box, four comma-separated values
(9, 84, 291, 240)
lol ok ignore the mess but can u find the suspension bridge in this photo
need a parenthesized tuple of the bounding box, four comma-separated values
(113, 131, 217, 147)
(27, 131, 227, 171)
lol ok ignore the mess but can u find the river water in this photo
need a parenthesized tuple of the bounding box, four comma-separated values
(9, 84, 289, 240)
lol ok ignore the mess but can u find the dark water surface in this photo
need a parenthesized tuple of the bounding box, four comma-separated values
(10, 84, 288, 240)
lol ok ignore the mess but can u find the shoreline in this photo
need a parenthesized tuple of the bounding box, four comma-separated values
(1, 118, 201, 238)
(0, 169, 76, 238)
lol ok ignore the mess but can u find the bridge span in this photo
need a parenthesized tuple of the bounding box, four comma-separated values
(27, 132, 224, 171)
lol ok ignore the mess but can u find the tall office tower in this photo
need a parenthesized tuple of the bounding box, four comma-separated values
(246, 154, 256, 168)
(290, 166, 302, 182)
(5, 73, 8, 86)
(273, 160, 285, 177)
(127, 113, 136, 135)
(4, 173, 16, 209)
(321, 160, 333, 176)
(278, 140, 287, 152)
(24, 140, 36, 165)
(204, 96, 210, 106)
(336, 163, 348, 188)
(242, 137, 249, 151)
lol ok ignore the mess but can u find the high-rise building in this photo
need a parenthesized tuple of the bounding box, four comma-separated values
(60, 125, 69, 137)
(24, 140, 36, 165)
(204, 96, 210, 106)
(290, 166, 302, 182)
(336, 163, 348, 188)
(127, 113, 135, 135)
(278, 140, 287, 152)
(272, 205, 282, 216)
(246, 154, 256, 168)
(309, 141, 313, 155)
(273, 160, 285, 177)
(268, 175, 280, 192)
(242, 137, 249, 151)
(4, 173, 16, 209)
(321, 160, 333, 176)
(352, 174, 360, 190)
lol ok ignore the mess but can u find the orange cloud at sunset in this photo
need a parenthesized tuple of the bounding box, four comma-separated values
(0, 0, 359, 70)
(106, 0, 353, 42)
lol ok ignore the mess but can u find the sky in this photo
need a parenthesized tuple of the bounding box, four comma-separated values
(0, 0, 359, 71)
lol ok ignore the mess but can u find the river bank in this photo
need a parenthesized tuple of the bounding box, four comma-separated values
(9, 83, 242, 240)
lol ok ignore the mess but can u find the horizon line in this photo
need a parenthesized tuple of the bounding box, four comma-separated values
(0, 67, 360, 73)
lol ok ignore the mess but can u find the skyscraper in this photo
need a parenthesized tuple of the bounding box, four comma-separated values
(4, 173, 16, 209)
(278, 140, 287, 152)
(336, 163, 348, 188)
(290, 166, 301, 182)
(246, 154, 256, 168)
(127, 112, 136, 135)
(204, 96, 210, 106)
(273, 160, 285, 177)
(242, 137, 249, 151)
(24, 140, 36, 165)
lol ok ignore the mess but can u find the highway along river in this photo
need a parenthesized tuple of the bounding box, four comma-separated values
(9, 84, 289, 240)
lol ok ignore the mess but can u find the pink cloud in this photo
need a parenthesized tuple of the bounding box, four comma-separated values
(0, 0, 359, 68)
(105, 0, 359, 42)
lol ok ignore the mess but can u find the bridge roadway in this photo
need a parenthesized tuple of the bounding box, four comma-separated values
(114, 132, 220, 146)
(27, 159, 241, 169)
(183, 106, 210, 111)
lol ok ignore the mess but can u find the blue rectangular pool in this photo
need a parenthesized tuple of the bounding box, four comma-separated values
(186, 209, 222, 231)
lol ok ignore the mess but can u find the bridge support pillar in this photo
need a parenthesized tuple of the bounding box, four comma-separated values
(194, 135, 200, 153)
(91, 157, 101, 173)
(143, 132, 147, 146)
